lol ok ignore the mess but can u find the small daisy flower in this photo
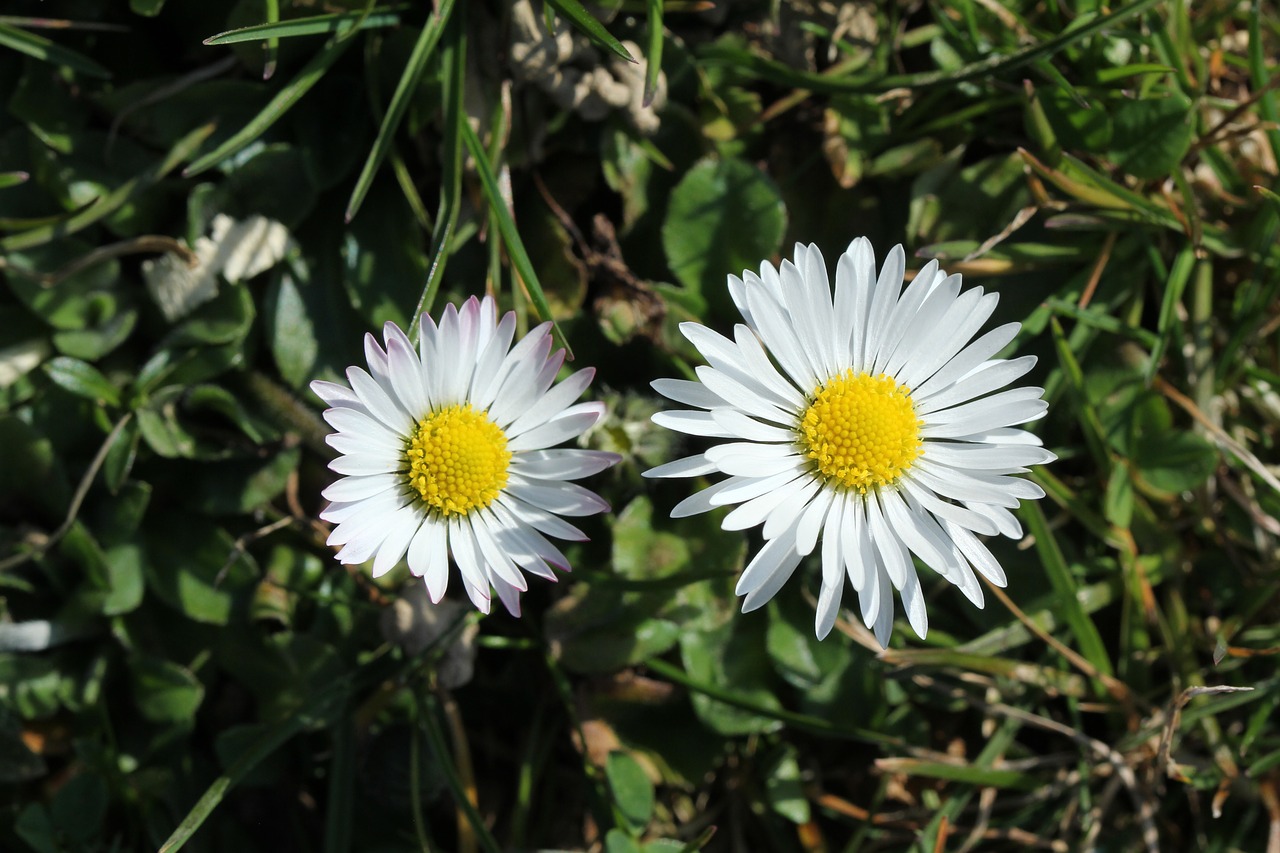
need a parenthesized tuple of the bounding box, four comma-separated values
(312, 296, 620, 616)
(645, 240, 1054, 647)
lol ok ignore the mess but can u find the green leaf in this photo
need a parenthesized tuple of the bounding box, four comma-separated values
(103, 544, 145, 616)
(679, 616, 783, 736)
(42, 356, 120, 407)
(346, 0, 456, 221)
(1132, 431, 1217, 496)
(662, 156, 785, 307)
(144, 515, 255, 624)
(130, 0, 167, 16)
(1107, 91, 1193, 180)
(606, 750, 655, 831)
(184, 35, 356, 177)
(545, 0, 634, 63)
(0, 123, 214, 252)
(50, 772, 108, 842)
(131, 657, 204, 724)
(14, 804, 57, 853)
(764, 744, 809, 824)
(0, 21, 111, 79)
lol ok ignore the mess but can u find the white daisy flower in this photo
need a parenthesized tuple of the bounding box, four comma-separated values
(311, 296, 620, 616)
(645, 240, 1055, 647)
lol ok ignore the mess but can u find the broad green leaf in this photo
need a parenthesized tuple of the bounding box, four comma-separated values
(144, 515, 256, 624)
(1132, 431, 1217, 496)
(103, 544, 145, 616)
(679, 615, 783, 736)
(0, 124, 213, 252)
(764, 744, 809, 823)
(1107, 91, 1193, 180)
(42, 356, 120, 407)
(131, 657, 204, 724)
(662, 156, 785, 308)
(606, 750, 655, 831)
(50, 772, 108, 842)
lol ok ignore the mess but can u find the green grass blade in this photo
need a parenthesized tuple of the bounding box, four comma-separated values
(262, 0, 280, 79)
(460, 120, 572, 358)
(1048, 317, 1110, 472)
(0, 20, 111, 78)
(409, 11, 464, 330)
(1145, 241, 1195, 382)
(0, 171, 29, 189)
(185, 35, 355, 177)
(346, 0, 456, 222)
(1, 124, 214, 252)
(643, 0, 663, 106)
(545, 0, 634, 63)
(158, 670, 372, 853)
(419, 691, 503, 853)
(1020, 501, 1115, 680)
(203, 6, 406, 45)
(323, 720, 355, 853)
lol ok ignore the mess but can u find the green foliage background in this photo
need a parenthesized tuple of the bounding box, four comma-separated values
(2, 1, 1279, 851)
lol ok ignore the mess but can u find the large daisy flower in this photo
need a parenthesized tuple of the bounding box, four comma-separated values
(312, 296, 620, 616)
(645, 240, 1054, 647)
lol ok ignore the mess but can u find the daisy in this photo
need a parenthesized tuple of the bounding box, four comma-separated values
(645, 240, 1054, 647)
(312, 296, 620, 616)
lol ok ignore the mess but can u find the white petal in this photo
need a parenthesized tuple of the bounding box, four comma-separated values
(710, 409, 796, 443)
(914, 356, 1037, 414)
(762, 477, 823, 540)
(696, 365, 793, 425)
(512, 448, 619, 480)
(651, 378, 725, 409)
(370, 504, 423, 578)
(911, 321, 1019, 401)
(651, 410, 734, 439)
(795, 486, 835, 557)
(323, 405, 406, 445)
(497, 494, 588, 541)
(504, 478, 609, 517)
(508, 402, 604, 451)
(322, 473, 401, 502)
(505, 367, 596, 436)
(643, 455, 719, 479)
(329, 451, 401, 477)
(721, 475, 814, 531)
(384, 323, 429, 417)
(736, 517, 802, 598)
(860, 244, 904, 371)
(669, 479, 736, 518)
(346, 366, 413, 434)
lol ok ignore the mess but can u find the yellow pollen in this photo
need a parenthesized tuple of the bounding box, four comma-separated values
(798, 370, 923, 493)
(404, 404, 511, 516)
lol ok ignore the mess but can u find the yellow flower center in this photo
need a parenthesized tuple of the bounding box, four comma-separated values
(405, 404, 511, 516)
(798, 370, 923, 493)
